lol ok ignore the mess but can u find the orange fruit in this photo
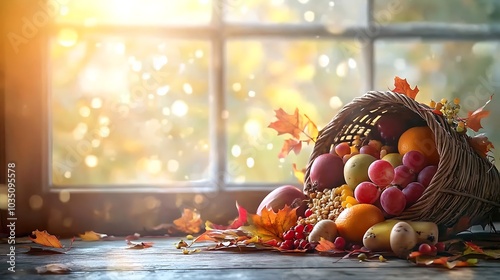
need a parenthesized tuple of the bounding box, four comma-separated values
(335, 204, 385, 243)
(398, 126, 439, 165)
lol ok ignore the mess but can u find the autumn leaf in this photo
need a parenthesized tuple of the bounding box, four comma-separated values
(126, 240, 154, 249)
(30, 230, 64, 248)
(241, 205, 298, 243)
(174, 209, 202, 234)
(315, 238, 343, 253)
(460, 241, 500, 259)
(268, 108, 319, 159)
(303, 114, 319, 142)
(79, 231, 108, 241)
(292, 163, 306, 184)
(463, 241, 484, 254)
(192, 229, 252, 244)
(409, 252, 477, 269)
(268, 108, 303, 139)
(278, 139, 302, 158)
(205, 202, 248, 230)
(468, 134, 494, 157)
(392, 76, 419, 100)
(467, 96, 492, 132)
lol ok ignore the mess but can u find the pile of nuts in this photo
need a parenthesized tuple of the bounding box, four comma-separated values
(299, 188, 344, 225)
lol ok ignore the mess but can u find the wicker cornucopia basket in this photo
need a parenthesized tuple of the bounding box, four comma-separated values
(303, 91, 500, 232)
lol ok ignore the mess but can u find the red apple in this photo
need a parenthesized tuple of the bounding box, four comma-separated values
(257, 185, 307, 217)
(310, 153, 345, 191)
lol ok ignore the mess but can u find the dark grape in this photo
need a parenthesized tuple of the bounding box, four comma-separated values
(402, 182, 425, 207)
(380, 186, 406, 216)
(417, 165, 438, 187)
(402, 150, 427, 173)
(392, 165, 415, 188)
(376, 113, 408, 145)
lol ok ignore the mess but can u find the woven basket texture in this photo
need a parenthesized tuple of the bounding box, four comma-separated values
(304, 91, 500, 229)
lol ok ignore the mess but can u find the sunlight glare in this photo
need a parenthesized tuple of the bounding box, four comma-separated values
(171, 100, 189, 117)
(168, 160, 179, 173)
(231, 145, 242, 157)
(58, 28, 78, 47)
(85, 155, 99, 167)
(147, 158, 162, 174)
(183, 83, 193, 94)
(244, 119, 261, 137)
(318, 54, 330, 67)
(246, 157, 255, 168)
(329, 96, 343, 110)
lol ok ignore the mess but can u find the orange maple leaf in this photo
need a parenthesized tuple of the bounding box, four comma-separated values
(467, 96, 492, 132)
(268, 108, 303, 139)
(205, 202, 248, 230)
(241, 205, 298, 242)
(315, 238, 336, 252)
(174, 209, 202, 234)
(468, 134, 494, 157)
(392, 76, 419, 100)
(29, 230, 64, 248)
(278, 139, 302, 158)
(292, 163, 306, 184)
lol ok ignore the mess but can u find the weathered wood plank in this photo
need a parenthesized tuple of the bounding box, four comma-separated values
(1, 238, 499, 279)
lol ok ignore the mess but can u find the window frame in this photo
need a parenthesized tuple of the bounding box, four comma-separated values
(3, 0, 500, 236)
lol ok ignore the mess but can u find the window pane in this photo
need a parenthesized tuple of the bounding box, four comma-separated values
(224, 0, 368, 26)
(226, 39, 364, 183)
(51, 33, 210, 185)
(375, 40, 500, 169)
(55, 0, 212, 26)
(374, 0, 500, 24)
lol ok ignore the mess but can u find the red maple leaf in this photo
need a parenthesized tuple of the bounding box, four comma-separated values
(205, 202, 248, 230)
(467, 96, 492, 132)
(392, 76, 419, 100)
(268, 108, 303, 139)
(278, 139, 302, 158)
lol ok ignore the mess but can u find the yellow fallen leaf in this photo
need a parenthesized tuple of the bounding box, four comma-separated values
(29, 230, 63, 248)
(79, 231, 108, 241)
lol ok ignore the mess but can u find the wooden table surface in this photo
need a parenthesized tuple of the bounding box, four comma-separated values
(1, 235, 500, 280)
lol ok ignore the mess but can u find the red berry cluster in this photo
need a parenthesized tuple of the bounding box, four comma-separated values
(278, 224, 314, 250)
(418, 242, 446, 255)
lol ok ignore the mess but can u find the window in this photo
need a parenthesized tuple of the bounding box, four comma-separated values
(3, 0, 500, 236)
